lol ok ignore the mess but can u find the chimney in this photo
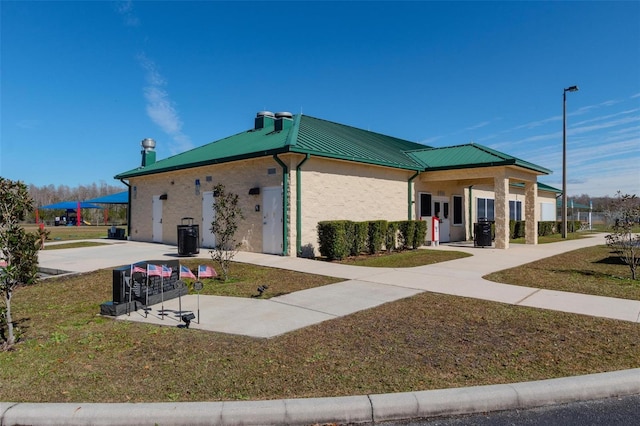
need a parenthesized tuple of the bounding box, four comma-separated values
(141, 138, 156, 167)
(254, 111, 275, 131)
(274, 112, 293, 132)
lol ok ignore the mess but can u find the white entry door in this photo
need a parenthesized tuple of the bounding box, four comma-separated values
(201, 191, 216, 248)
(262, 187, 283, 254)
(152, 195, 163, 243)
(433, 197, 450, 243)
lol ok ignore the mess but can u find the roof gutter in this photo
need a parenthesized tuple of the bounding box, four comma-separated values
(468, 185, 474, 240)
(273, 154, 289, 256)
(407, 171, 420, 220)
(295, 154, 310, 256)
(119, 179, 131, 238)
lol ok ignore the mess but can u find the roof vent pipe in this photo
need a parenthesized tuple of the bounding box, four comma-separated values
(141, 138, 156, 167)
(141, 138, 156, 152)
(274, 112, 294, 132)
(255, 111, 275, 131)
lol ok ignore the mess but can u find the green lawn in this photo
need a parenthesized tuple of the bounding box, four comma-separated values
(1, 245, 638, 403)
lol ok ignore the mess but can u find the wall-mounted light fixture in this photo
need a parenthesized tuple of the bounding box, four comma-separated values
(249, 187, 260, 195)
(195, 179, 201, 195)
(133, 186, 137, 199)
(159, 194, 168, 200)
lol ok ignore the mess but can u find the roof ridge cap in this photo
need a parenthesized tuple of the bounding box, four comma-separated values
(284, 114, 301, 146)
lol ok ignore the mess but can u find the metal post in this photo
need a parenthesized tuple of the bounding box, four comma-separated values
(562, 90, 568, 238)
(562, 85, 579, 238)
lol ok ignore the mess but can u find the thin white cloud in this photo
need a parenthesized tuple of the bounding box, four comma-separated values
(419, 135, 443, 145)
(464, 121, 491, 131)
(509, 98, 629, 133)
(571, 108, 640, 127)
(494, 114, 640, 149)
(138, 53, 193, 154)
(572, 115, 640, 136)
(116, 1, 140, 27)
(513, 114, 562, 131)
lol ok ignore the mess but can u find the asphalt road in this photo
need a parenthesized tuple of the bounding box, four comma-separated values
(383, 394, 640, 425)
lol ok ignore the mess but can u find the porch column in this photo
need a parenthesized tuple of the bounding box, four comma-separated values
(525, 181, 538, 245)
(494, 174, 509, 249)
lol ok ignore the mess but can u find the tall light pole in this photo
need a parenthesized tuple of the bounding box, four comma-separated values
(562, 85, 579, 238)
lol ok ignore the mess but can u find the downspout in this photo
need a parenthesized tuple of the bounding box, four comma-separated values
(295, 154, 310, 256)
(273, 154, 289, 256)
(119, 179, 131, 239)
(468, 185, 474, 240)
(408, 171, 420, 220)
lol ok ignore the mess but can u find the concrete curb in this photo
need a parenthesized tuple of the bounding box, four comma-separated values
(2, 369, 638, 425)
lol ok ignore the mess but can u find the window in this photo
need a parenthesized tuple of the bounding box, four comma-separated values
(453, 195, 463, 225)
(509, 200, 522, 221)
(419, 193, 432, 217)
(540, 202, 555, 221)
(477, 198, 495, 221)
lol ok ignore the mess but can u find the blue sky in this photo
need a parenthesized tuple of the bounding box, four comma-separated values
(2, 1, 639, 197)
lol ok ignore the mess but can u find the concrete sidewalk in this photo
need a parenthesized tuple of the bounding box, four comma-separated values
(38, 234, 640, 338)
(21, 234, 639, 425)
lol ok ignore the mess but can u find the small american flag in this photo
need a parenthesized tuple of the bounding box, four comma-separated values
(161, 265, 173, 278)
(179, 265, 196, 279)
(198, 264, 217, 278)
(147, 264, 162, 277)
(132, 265, 146, 274)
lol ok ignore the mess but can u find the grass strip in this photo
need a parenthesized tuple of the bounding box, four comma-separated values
(1, 246, 638, 403)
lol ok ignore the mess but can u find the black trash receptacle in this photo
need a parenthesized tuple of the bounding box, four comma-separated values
(177, 217, 199, 256)
(474, 219, 492, 247)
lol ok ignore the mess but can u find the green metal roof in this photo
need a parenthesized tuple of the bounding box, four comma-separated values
(511, 182, 561, 193)
(406, 143, 551, 174)
(291, 116, 427, 169)
(115, 123, 291, 179)
(115, 115, 551, 179)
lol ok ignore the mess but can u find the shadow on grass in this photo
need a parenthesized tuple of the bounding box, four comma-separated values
(594, 256, 627, 266)
(549, 267, 629, 281)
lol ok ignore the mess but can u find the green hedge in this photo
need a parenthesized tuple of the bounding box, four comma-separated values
(386, 221, 399, 253)
(538, 221, 556, 236)
(317, 221, 350, 260)
(508, 220, 582, 238)
(368, 220, 388, 254)
(351, 221, 369, 256)
(397, 220, 416, 249)
(318, 219, 428, 259)
(413, 220, 427, 248)
(509, 220, 526, 239)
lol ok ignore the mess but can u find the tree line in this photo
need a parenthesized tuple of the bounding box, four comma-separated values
(28, 181, 125, 208)
(26, 181, 127, 225)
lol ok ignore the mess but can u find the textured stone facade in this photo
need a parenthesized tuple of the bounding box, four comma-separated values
(297, 157, 412, 255)
(129, 156, 283, 252)
(128, 154, 553, 256)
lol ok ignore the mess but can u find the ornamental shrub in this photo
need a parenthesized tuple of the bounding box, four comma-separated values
(385, 221, 399, 253)
(351, 222, 369, 256)
(538, 221, 556, 236)
(413, 220, 427, 248)
(395, 220, 413, 250)
(368, 220, 388, 254)
(317, 221, 350, 260)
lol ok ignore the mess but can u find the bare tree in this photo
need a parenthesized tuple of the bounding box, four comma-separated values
(208, 183, 244, 281)
(605, 192, 640, 280)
